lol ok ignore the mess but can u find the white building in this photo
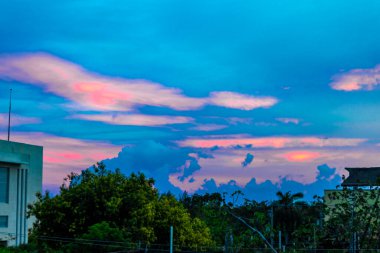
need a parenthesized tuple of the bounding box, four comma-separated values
(0, 140, 43, 246)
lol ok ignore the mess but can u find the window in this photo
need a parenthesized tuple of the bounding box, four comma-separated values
(0, 167, 9, 203)
(0, 216, 8, 228)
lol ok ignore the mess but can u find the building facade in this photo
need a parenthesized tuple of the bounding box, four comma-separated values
(0, 140, 43, 246)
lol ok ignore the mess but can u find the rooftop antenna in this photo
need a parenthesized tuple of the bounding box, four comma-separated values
(7, 88, 12, 141)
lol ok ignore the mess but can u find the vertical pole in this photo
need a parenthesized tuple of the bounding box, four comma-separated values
(279, 230, 282, 252)
(170, 226, 173, 253)
(313, 225, 316, 252)
(271, 205, 274, 247)
(7, 88, 12, 141)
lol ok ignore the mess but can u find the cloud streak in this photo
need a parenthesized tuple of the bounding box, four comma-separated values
(276, 118, 300, 124)
(177, 135, 366, 149)
(0, 53, 278, 112)
(0, 114, 40, 127)
(72, 113, 193, 126)
(331, 64, 380, 91)
(209, 91, 278, 110)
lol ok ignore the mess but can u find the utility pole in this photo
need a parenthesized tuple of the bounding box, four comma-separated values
(271, 205, 274, 247)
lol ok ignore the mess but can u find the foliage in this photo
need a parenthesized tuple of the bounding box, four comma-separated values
(180, 192, 228, 245)
(28, 163, 213, 251)
(67, 222, 128, 253)
(22, 164, 380, 252)
(323, 185, 380, 249)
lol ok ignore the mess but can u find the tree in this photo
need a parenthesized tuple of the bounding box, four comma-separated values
(323, 185, 380, 249)
(180, 192, 228, 246)
(275, 191, 304, 206)
(273, 191, 305, 247)
(28, 163, 213, 251)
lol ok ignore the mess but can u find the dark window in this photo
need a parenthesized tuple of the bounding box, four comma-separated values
(0, 240, 7, 247)
(0, 216, 8, 228)
(0, 167, 9, 203)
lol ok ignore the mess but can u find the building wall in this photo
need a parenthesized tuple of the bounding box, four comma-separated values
(0, 140, 43, 246)
(324, 189, 378, 221)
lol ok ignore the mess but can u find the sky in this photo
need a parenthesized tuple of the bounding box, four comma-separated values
(1, 0, 380, 201)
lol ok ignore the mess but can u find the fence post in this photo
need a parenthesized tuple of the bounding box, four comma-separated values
(170, 226, 173, 253)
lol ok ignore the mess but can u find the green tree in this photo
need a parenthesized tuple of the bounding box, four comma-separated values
(323, 185, 380, 249)
(68, 222, 128, 253)
(180, 192, 228, 246)
(28, 163, 213, 251)
(273, 191, 305, 247)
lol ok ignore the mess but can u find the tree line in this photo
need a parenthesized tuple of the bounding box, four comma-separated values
(5, 163, 380, 252)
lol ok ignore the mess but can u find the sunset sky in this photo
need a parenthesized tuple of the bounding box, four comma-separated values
(1, 0, 380, 200)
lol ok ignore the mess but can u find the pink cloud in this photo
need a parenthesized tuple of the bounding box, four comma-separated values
(0, 113, 40, 127)
(209, 91, 278, 110)
(8, 132, 121, 186)
(281, 151, 322, 162)
(169, 146, 380, 193)
(72, 113, 193, 126)
(330, 65, 380, 91)
(190, 124, 228, 131)
(0, 53, 278, 111)
(177, 136, 366, 149)
(276, 117, 300, 124)
(226, 117, 253, 125)
(0, 53, 205, 111)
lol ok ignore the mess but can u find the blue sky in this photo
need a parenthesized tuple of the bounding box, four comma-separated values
(1, 0, 380, 200)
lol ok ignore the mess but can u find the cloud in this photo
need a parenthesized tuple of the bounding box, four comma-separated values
(196, 164, 342, 202)
(0, 53, 278, 112)
(209, 91, 278, 110)
(177, 135, 366, 149)
(72, 113, 193, 126)
(276, 117, 300, 124)
(330, 64, 380, 91)
(316, 164, 337, 181)
(96, 140, 380, 201)
(190, 124, 227, 131)
(168, 144, 380, 196)
(0, 113, 40, 127)
(0, 53, 205, 111)
(177, 158, 202, 182)
(226, 117, 253, 125)
(102, 141, 210, 194)
(281, 151, 322, 162)
(241, 153, 254, 167)
(6, 132, 121, 187)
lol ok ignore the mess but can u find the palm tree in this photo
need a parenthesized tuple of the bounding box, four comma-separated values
(276, 191, 304, 206)
(274, 191, 305, 247)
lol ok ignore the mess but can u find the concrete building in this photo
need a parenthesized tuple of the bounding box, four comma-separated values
(0, 140, 43, 246)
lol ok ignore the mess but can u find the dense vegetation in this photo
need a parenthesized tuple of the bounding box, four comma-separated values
(4, 163, 380, 252)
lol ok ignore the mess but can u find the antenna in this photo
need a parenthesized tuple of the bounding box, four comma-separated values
(7, 88, 12, 141)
